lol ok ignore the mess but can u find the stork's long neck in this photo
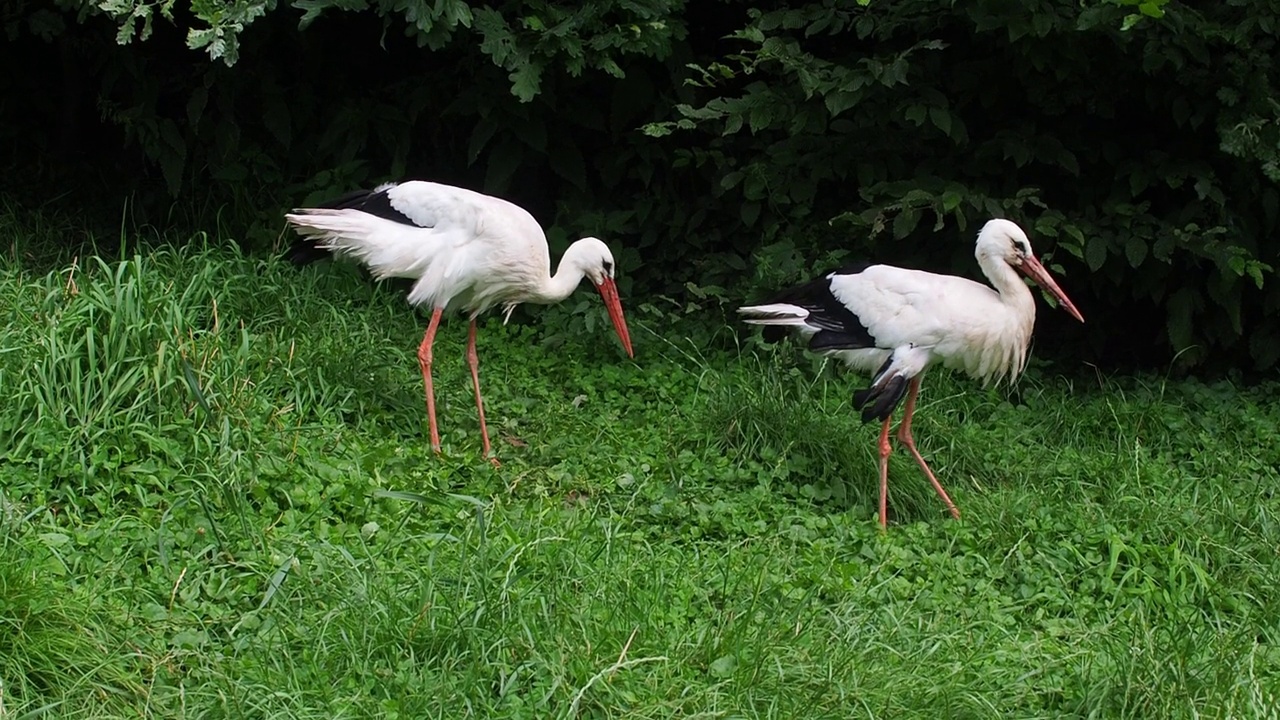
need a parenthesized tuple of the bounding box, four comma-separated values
(980, 254, 1036, 322)
(529, 241, 591, 305)
(978, 254, 1037, 384)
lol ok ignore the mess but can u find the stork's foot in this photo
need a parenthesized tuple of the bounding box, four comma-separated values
(488, 456, 502, 468)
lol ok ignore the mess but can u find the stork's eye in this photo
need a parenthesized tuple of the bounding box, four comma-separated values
(603, 260, 614, 275)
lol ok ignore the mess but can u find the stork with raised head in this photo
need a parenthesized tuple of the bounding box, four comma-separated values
(285, 180, 634, 465)
(737, 219, 1084, 528)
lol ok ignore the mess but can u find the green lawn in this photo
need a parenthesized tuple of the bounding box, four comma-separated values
(2, 230, 1279, 718)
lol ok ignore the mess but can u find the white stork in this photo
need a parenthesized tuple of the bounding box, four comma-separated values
(285, 180, 634, 465)
(737, 219, 1084, 528)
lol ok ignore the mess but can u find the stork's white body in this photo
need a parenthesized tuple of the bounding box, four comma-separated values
(285, 181, 633, 464)
(287, 182, 595, 318)
(742, 261, 1036, 386)
(738, 219, 1084, 527)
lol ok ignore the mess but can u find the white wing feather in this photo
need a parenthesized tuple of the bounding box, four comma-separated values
(286, 181, 551, 314)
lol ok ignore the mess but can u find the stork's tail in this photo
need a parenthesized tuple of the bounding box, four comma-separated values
(736, 303, 811, 343)
(283, 184, 397, 266)
(285, 233, 330, 267)
(283, 208, 389, 267)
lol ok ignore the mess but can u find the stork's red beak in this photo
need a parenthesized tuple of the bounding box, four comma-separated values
(595, 278, 634, 357)
(1019, 255, 1085, 323)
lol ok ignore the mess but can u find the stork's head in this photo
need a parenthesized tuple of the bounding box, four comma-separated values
(566, 237, 634, 358)
(976, 219, 1085, 323)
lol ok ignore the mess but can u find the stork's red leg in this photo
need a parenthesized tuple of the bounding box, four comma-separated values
(417, 308, 444, 453)
(877, 416, 893, 530)
(466, 319, 499, 467)
(895, 377, 961, 520)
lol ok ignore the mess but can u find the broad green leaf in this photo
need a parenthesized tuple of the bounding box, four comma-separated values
(1246, 262, 1270, 289)
(825, 91, 861, 117)
(39, 532, 70, 548)
(1085, 236, 1108, 271)
(748, 103, 774, 134)
(1124, 236, 1148, 267)
(509, 62, 542, 102)
(893, 208, 921, 238)
(928, 106, 951, 135)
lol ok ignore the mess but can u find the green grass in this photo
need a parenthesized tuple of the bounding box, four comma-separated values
(2, 224, 1279, 718)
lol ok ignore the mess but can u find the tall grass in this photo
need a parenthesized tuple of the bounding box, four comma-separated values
(2, 224, 1279, 717)
(0, 493, 144, 717)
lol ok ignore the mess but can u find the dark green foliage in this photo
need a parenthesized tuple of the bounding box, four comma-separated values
(650, 0, 1280, 370)
(2, 0, 1279, 370)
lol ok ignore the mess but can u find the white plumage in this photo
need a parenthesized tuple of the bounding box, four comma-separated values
(739, 218, 1084, 528)
(286, 180, 634, 465)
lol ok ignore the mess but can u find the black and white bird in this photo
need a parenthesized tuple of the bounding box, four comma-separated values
(738, 219, 1084, 528)
(285, 180, 634, 465)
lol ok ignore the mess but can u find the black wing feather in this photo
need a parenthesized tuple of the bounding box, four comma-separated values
(319, 184, 424, 227)
(754, 263, 877, 347)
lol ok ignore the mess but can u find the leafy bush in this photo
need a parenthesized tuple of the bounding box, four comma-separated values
(646, 0, 1280, 369)
(3, 0, 1279, 370)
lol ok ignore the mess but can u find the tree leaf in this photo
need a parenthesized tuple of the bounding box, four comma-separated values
(1085, 236, 1108, 272)
(893, 208, 921, 238)
(509, 62, 542, 102)
(825, 90, 860, 117)
(1124, 236, 1148, 268)
(928, 106, 951, 136)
